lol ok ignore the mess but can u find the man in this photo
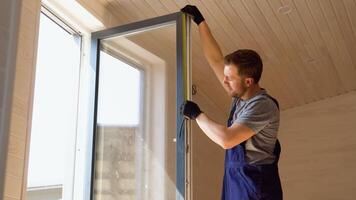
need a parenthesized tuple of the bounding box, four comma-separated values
(181, 5, 283, 200)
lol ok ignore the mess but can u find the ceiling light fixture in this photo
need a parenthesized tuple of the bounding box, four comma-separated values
(278, 5, 292, 15)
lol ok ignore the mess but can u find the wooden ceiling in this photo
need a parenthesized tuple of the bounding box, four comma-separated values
(79, 0, 356, 111)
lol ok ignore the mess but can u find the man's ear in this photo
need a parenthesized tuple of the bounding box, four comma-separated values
(245, 77, 254, 87)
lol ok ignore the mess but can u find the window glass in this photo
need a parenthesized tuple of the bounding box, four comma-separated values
(27, 12, 81, 200)
(94, 23, 177, 200)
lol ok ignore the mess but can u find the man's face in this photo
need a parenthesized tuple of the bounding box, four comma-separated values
(223, 65, 248, 98)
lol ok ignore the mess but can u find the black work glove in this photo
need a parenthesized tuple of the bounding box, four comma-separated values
(181, 100, 203, 120)
(181, 5, 205, 25)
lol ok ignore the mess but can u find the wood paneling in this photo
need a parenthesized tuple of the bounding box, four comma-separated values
(3, 175, 22, 199)
(279, 91, 356, 199)
(2, 0, 41, 199)
(79, 0, 356, 111)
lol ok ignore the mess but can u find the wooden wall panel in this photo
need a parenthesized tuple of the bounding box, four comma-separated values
(291, 0, 342, 97)
(279, 91, 356, 199)
(83, 0, 356, 111)
(0, 0, 22, 198)
(2, 0, 41, 199)
(191, 92, 226, 200)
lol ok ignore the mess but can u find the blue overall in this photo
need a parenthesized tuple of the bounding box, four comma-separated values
(222, 95, 283, 200)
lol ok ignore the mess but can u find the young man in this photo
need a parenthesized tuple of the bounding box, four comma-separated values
(181, 5, 283, 200)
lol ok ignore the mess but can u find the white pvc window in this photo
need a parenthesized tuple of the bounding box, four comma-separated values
(26, 11, 81, 200)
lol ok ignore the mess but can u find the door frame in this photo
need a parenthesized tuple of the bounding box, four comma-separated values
(88, 12, 192, 200)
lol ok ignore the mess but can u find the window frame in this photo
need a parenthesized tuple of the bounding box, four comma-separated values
(26, 5, 84, 200)
(89, 12, 192, 200)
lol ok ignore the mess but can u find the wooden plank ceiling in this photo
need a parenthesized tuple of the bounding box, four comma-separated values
(84, 0, 356, 111)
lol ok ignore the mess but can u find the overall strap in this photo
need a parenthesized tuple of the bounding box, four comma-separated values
(227, 98, 238, 127)
(262, 93, 281, 164)
(264, 93, 280, 110)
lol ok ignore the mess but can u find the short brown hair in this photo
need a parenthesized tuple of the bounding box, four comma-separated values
(224, 49, 263, 84)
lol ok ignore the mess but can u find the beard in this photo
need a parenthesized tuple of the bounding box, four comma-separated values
(231, 82, 248, 98)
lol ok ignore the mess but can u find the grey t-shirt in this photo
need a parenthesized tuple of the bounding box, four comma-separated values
(231, 89, 280, 165)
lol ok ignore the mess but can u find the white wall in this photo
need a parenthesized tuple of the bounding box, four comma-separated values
(279, 91, 356, 199)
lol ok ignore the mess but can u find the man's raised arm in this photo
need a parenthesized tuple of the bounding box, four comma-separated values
(181, 5, 227, 91)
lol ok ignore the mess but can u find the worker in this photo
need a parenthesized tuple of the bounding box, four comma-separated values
(181, 5, 283, 200)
